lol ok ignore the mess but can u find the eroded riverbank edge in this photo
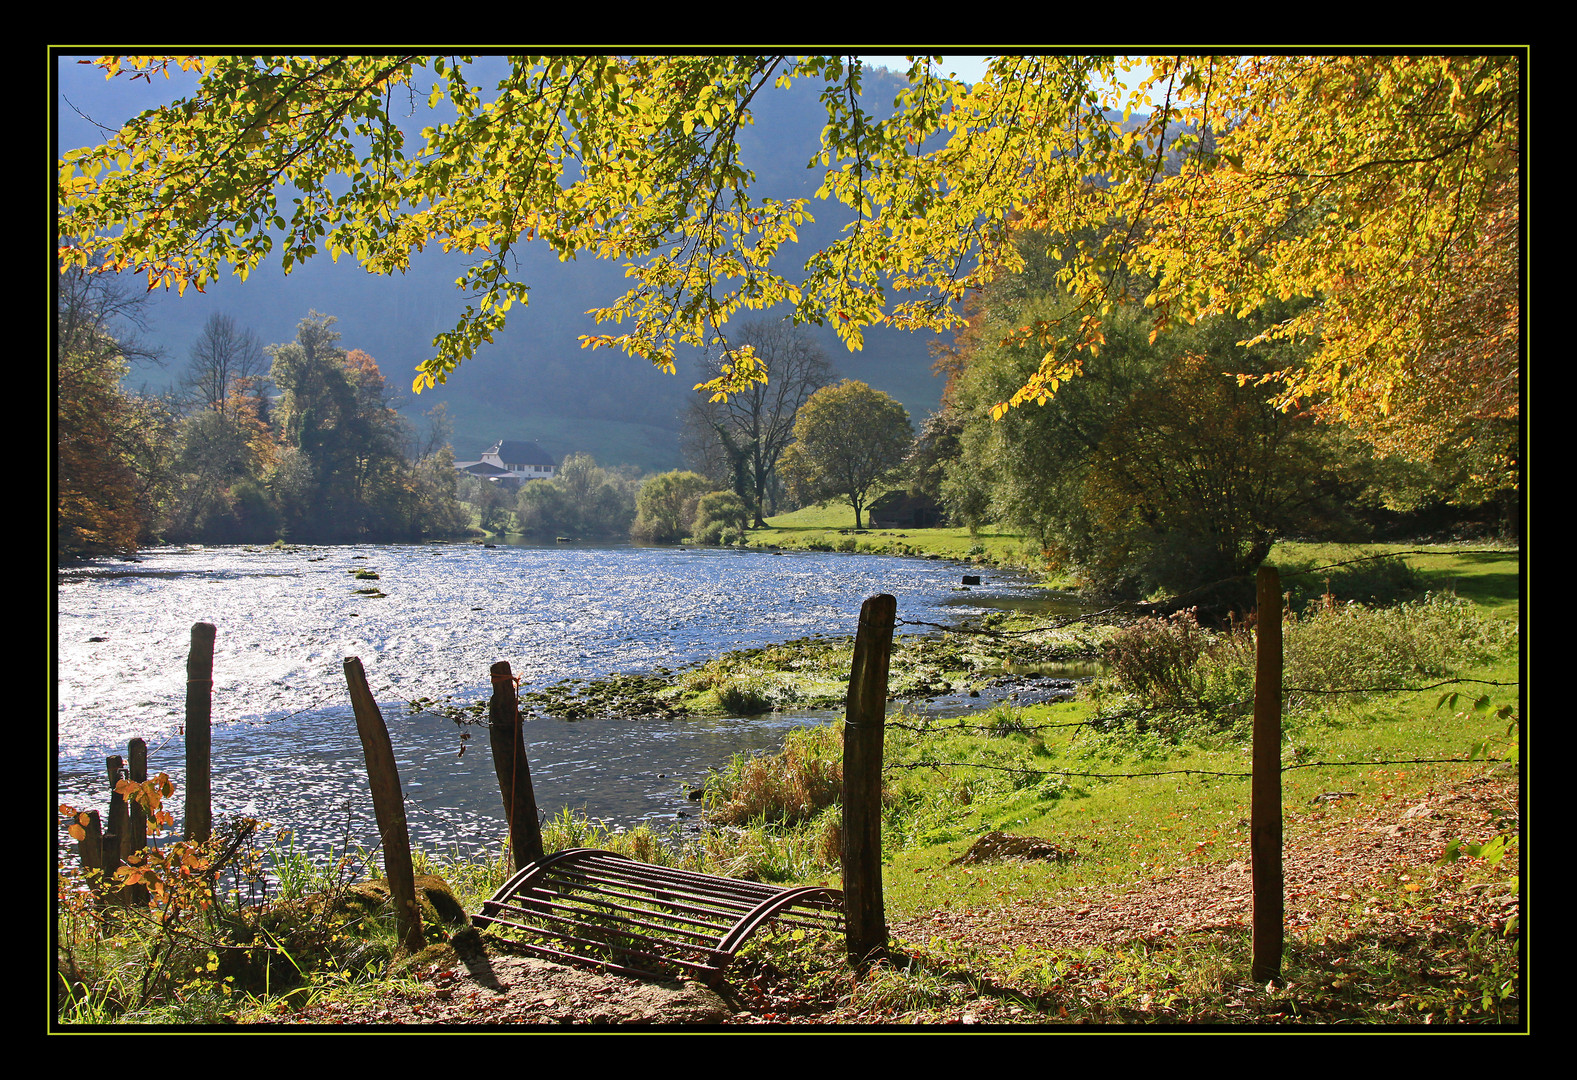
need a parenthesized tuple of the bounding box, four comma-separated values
(409, 600, 1111, 729)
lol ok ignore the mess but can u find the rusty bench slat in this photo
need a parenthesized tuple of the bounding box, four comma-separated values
(574, 853, 787, 899)
(532, 867, 763, 924)
(542, 858, 765, 907)
(479, 914, 723, 980)
(473, 848, 844, 984)
(495, 889, 734, 939)
(488, 898, 728, 957)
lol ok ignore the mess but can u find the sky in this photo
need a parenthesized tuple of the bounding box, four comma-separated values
(863, 55, 993, 83)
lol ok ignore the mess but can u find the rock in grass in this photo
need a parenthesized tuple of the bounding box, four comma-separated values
(950, 832, 1076, 866)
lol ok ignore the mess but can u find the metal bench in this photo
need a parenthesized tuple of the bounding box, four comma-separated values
(472, 847, 844, 984)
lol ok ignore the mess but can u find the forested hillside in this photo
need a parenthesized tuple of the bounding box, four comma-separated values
(55, 60, 944, 474)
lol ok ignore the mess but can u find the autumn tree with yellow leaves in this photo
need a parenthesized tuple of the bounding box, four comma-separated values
(57, 53, 1521, 489)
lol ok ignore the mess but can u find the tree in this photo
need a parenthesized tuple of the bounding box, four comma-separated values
(58, 54, 1521, 477)
(941, 239, 1375, 597)
(180, 312, 269, 420)
(165, 390, 273, 542)
(408, 446, 470, 539)
(516, 453, 639, 537)
(461, 473, 514, 536)
(55, 265, 173, 558)
(942, 282, 1160, 557)
(778, 381, 912, 529)
(682, 320, 834, 526)
(1082, 351, 1354, 597)
(163, 312, 277, 541)
(265, 313, 412, 540)
(631, 471, 717, 543)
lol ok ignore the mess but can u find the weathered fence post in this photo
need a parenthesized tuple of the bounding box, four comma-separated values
(76, 810, 103, 878)
(126, 738, 149, 907)
(842, 593, 896, 967)
(104, 755, 127, 855)
(101, 756, 130, 906)
(1251, 565, 1285, 985)
(343, 656, 424, 954)
(488, 661, 544, 870)
(126, 739, 148, 856)
(184, 622, 216, 843)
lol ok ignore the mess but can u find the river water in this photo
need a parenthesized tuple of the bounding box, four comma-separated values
(55, 540, 1046, 863)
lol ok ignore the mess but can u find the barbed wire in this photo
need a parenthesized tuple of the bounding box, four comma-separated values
(896, 614, 1120, 637)
(897, 549, 1517, 644)
(886, 716, 1100, 735)
(882, 754, 1514, 782)
(1282, 549, 1517, 577)
(1281, 677, 1519, 695)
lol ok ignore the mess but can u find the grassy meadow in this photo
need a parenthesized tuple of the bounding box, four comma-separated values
(55, 538, 1522, 1027)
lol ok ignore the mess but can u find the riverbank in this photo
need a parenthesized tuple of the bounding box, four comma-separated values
(270, 769, 1526, 1027)
(503, 612, 1104, 723)
(54, 543, 1523, 1028)
(741, 506, 1069, 582)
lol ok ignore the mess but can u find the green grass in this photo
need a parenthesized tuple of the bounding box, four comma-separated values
(695, 544, 1524, 1024)
(745, 503, 1072, 582)
(1270, 540, 1522, 622)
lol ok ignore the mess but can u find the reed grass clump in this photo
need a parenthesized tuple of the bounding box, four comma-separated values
(714, 676, 775, 715)
(706, 724, 844, 827)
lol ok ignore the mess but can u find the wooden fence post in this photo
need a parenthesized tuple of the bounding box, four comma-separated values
(343, 657, 424, 954)
(1251, 565, 1285, 985)
(184, 622, 216, 843)
(104, 755, 127, 854)
(488, 661, 544, 870)
(126, 738, 149, 907)
(76, 810, 102, 878)
(101, 756, 130, 906)
(842, 594, 896, 967)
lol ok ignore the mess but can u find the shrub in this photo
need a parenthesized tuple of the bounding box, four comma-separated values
(1103, 609, 1215, 706)
(691, 491, 750, 545)
(1283, 592, 1518, 700)
(631, 471, 715, 542)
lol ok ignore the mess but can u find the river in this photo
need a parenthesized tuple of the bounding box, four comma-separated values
(55, 540, 1047, 864)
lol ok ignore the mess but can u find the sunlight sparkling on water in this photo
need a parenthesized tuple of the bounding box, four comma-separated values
(55, 541, 1039, 859)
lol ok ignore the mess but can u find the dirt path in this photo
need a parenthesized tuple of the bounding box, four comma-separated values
(272, 774, 1519, 1028)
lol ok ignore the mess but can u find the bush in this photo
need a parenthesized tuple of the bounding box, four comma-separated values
(1283, 592, 1517, 701)
(1099, 592, 1517, 725)
(691, 491, 750, 545)
(632, 471, 715, 542)
(1103, 609, 1215, 706)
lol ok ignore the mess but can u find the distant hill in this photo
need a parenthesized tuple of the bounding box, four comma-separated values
(66, 60, 949, 474)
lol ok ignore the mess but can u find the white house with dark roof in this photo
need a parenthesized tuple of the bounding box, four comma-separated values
(455, 439, 556, 488)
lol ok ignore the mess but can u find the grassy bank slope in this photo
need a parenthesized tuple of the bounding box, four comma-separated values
(744, 504, 1067, 581)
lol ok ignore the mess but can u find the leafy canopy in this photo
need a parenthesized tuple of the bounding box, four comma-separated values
(58, 53, 1520, 468)
(780, 379, 913, 529)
